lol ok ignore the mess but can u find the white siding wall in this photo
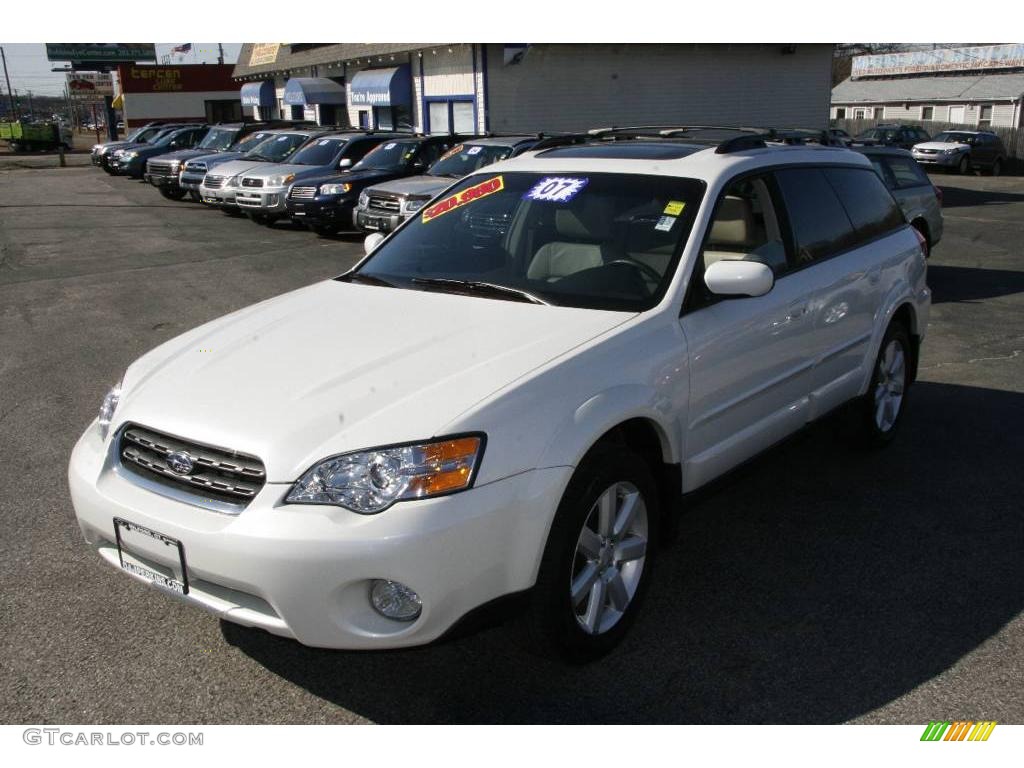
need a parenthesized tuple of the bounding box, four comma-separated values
(421, 45, 475, 97)
(992, 103, 1016, 127)
(831, 100, 1020, 127)
(124, 91, 241, 122)
(484, 43, 833, 132)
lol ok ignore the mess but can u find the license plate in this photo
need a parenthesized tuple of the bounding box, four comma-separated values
(202, 197, 220, 204)
(113, 517, 189, 595)
(293, 211, 305, 216)
(364, 218, 381, 230)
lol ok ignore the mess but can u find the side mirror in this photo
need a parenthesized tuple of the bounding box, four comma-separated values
(364, 232, 386, 256)
(338, 157, 353, 169)
(704, 260, 774, 298)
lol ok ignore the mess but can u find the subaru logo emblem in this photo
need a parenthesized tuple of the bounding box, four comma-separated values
(166, 450, 195, 475)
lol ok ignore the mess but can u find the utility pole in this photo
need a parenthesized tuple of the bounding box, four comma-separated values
(27, 90, 34, 120)
(218, 43, 225, 65)
(1, 46, 17, 119)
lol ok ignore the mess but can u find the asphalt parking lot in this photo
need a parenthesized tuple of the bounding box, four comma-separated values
(1, 165, 1021, 725)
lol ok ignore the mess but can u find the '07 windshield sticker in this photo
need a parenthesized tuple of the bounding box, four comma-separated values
(422, 176, 504, 223)
(523, 177, 588, 203)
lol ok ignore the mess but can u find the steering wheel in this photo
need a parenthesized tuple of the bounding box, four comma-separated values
(605, 258, 664, 284)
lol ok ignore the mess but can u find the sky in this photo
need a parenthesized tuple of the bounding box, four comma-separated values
(0, 43, 243, 98)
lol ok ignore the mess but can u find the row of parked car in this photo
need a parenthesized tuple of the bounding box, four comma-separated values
(830, 123, 1008, 176)
(91, 120, 945, 257)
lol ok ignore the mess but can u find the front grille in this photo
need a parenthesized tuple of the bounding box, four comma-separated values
(918, 149, 937, 155)
(242, 177, 264, 188)
(147, 162, 176, 178)
(204, 175, 226, 189)
(368, 194, 401, 212)
(289, 186, 317, 200)
(186, 162, 207, 172)
(119, 424, 266, 506)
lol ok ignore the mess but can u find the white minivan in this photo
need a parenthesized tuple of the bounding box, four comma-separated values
(69, 128, 930, 661)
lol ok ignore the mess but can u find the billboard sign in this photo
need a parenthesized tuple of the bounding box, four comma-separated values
(249, 44, 281, 67)
(852, 44, 1024, 78)
(46, 43, 157, 63)
(67, 72, 115, 97)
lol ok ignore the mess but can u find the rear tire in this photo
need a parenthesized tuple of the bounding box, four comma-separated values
(990, 158, 1002, 177)
(524, 446, 659, 662)
(850, 321, 912, 448)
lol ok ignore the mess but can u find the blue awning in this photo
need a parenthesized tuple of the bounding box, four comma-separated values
(240, 81, 275, 107)
(282, 77, 347, 106)
(349, 66, 411, 108)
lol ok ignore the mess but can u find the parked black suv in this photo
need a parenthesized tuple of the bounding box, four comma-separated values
(285, 134, 466, 235)
(855, 124, 930, 150)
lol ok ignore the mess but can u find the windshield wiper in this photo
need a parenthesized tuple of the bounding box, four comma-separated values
(342, 272, 396, 287)
(411, 277, 550, 305)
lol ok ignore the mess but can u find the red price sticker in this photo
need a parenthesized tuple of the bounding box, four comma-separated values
(421, 176, 504, 223)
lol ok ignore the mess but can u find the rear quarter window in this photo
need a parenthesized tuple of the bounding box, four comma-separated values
(884, 156, 930, 189)
(823, 167, 906, 244)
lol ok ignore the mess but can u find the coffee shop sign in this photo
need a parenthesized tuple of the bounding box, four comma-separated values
(127, 67, 184, 91)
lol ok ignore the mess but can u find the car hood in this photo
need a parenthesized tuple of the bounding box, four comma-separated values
(117, 280, 631, 482)
(914, 141, 966, 151)
(202, 158, 273, 178)
(153, 148, 215, 163)
(189, 151, 244, 168)
(368, 175, 453, 199)
(239, 163, 323, 182)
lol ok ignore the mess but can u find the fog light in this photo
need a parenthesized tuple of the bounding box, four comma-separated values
(370, 580, 422, 622)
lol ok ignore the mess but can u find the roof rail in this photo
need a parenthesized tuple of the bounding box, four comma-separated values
(531, 124, 840, 155)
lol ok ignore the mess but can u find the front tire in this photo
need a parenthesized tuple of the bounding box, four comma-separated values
(159, 187, 187, 201)
(989, 158, 1002, 177)
(852, 322, 912, 448)
(525, 446, 659, 662)
(958, 156, 971, 175)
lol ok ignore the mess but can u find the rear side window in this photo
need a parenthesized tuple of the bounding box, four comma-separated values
(823, 168, 905, 243)
(884, 156, 930, 189)
(774, 168, 855, 265)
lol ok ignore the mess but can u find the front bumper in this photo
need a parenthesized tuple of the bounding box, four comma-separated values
(68, 422, 570, 649)
(199, 185, 239, 207)
(145, 172, 181, 190)
(180, 172, 205, 191)
(109, 157, 143, 177)
(285, 195, 356, 227)
(355, 207, 409, 234)
(235, 188, 289, 214)
(912, 152, 961, 167)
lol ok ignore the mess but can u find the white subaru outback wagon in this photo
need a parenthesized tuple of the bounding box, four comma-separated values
(69, 127, 931, 661)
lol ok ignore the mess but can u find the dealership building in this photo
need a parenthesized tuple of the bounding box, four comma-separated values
(231, 43, 833, 134)
(831, 44, 1024, 129)
(114, 63, 244, 127)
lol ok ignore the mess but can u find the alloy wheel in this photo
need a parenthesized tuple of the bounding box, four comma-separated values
(570, 481, 648, 635)
(874, 339, 906, 432)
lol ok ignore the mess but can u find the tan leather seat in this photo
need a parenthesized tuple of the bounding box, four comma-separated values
(703, 196, 754, 268)
(528, 199, 614, 282)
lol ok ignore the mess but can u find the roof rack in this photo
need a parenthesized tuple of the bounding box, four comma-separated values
(530, 125, 841, 155)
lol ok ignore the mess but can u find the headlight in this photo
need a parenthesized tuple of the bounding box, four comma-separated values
(98, 381, 123, 440)
(943, 148, 960, 155)
(319, 182, 351, 195)
(285, 435, 485, 514)
(402, 198, 426, 214)
(267, 173, 295, 187)
(226, 175, 240, 188)
(123, 151, 138, 160)
(358, 190, 370, 208)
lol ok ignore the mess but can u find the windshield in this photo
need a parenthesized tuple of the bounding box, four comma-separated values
(351, 171, 704, 312)
(352, 140, 419, 171)
(427, 143, 515, 178)
(231, 131, 273, 153)
(124, 128, 148, 142)
(856, 128, 897, 141)
(244, 133, 310, 162)
(290, 137, 347, 165)
(153, 130, 182, 146)
(143, 128, 173, 143)
(932, 132, 974, 144)
(197, 127, 239, 151)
